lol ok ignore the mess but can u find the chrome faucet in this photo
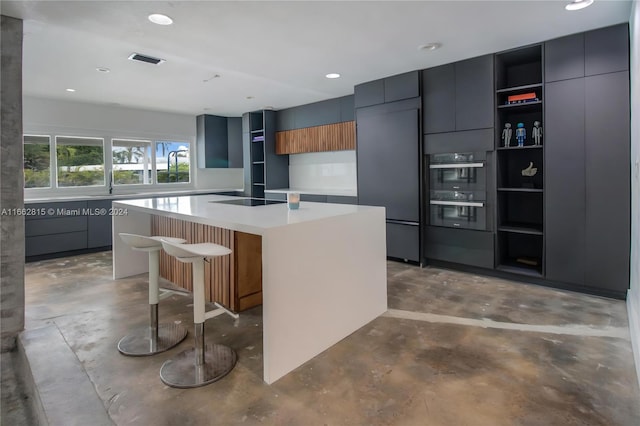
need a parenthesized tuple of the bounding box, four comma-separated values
(108, 169, 113, 194)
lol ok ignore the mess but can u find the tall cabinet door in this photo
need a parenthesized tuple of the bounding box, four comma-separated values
(455, 55, 494, 131)
(544, 78, 586, 285)
(584, 71, 630, 293)
(357, 108, 419, 222)
(422, 64, 455, 134)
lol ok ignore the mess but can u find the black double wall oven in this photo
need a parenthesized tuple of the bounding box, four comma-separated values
(429, 152, 489, 230)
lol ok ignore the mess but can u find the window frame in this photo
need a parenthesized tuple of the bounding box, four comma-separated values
(23, 133, 195, 195)
(111, 138, 153, 186)
(23, 134, 53, 189)
(54, 135, 106, 188)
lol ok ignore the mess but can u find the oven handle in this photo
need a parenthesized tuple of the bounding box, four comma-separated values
(429, 200, 485, 207)
(429, 162, 484, 169)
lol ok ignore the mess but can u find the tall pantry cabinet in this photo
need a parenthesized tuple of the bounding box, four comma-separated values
(544, 24, 630, 296)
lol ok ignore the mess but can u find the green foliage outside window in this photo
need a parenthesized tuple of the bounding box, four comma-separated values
(56, 143, 104, 187)
(24, 142, 51, 188)
(157, 163, 190, 183)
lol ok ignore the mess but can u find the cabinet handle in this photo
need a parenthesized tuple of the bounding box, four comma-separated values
(429, 200, 484, 207)
(429, 162, 484, 169)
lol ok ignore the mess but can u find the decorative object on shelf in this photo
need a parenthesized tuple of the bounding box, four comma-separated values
(287, 192, 300, 210)
(502, 123, 513, 147)
(532, 121, 542, 146)
(506, 92, 538, 105)
(516, 122, 526, 147)
(521, 162, 538, 177)
(516, 257, 539, 266)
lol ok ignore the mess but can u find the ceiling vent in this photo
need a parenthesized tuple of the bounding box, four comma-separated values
(127, 53, 165, 65)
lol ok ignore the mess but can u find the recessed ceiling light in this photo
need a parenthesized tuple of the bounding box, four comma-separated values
(565, 0, 594, 11)
(148, 13, 173, 25)
(418, 43, 441, 51)
(96, 67, 110, 73)
(65, 88, 76, 92)
(325, 73, 341, 79)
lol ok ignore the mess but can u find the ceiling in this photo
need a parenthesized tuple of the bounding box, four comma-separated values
(2, 1, 632, 117)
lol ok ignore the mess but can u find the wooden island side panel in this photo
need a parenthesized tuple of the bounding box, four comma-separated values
(151, 215, 262, 312)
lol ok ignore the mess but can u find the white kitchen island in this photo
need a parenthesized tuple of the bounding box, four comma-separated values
(112, 194, 387, 384)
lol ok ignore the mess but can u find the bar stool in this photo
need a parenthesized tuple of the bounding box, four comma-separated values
(117, 233, 189, 356)
(158, 239, 238, 388)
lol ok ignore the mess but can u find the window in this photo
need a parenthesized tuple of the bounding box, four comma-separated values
(23, 134, 192, 192)
(56, 136, 104, 187)
(23, 135, 51, 188)
(112, 139, 152, 185)
(155, 141, 190, 183)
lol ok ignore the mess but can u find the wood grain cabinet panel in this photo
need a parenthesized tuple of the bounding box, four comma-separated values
(275, 121, 355, 154)
(151, 216, 262, 312)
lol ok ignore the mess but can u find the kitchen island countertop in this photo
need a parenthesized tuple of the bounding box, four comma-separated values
(112, 194, 387, 384)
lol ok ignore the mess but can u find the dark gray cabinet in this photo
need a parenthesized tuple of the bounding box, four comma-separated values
(87, 200, 112, 248)
(357, 106, 420, 222)
(24, 199, 117, 257)
(545, 33, 585, 83)
(585, 24, 629, 76)
(545, 23, 629, 84)
(422, 55, 493, 134)
(356, 97, 421, 263)
(424, 227, 494, 269)
(584, 71, 630, 293)
(275, 95, 355, 132)
(387, 223, 420, 262)
(196, 114, 228, 168)
(354, 72, 419, 109)
(227, 117, 243, 168)
(197, 114, 244, 168)
(455, 55, 494, 131)
(422, 64, 456, 134)
(354, 80, 385, 108)
(384, 71, 420, 104)
(544, 58, 629, 295)
(544, 78, 586, 285)
(25, 201, 89, 257)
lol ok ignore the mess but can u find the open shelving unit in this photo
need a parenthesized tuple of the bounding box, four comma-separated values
(494, 45, 544, 276)
(249, 112, 267, 198)
(243, 110, 289, 199)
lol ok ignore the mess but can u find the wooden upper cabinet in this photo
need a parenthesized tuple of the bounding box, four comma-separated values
(275, 121, 355, 154)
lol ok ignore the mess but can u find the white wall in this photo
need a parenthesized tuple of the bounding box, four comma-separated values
(288, 150, 357, 191)
(22, 96, 243, 196)
(628, 0, 640, 392)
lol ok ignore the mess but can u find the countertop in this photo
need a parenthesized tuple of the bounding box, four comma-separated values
(264, 188, 357, 197)
(113, 194, 375, 236)
(25, 188, 241, 204)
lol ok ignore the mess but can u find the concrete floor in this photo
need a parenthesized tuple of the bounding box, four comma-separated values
(3, 251, 640, 425)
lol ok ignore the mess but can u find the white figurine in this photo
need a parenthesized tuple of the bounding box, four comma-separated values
(502, 123, 513, 147)
(521, 161, 538, 177)
(532, 121, 542, 146)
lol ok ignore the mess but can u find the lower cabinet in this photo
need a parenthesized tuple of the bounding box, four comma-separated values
(25, 200, 114, 258)
(264, 192, 357, 205)
(424, 226, 494, 269)
(386, 222, 420, 262)
(87, 200, 113, 248)
(300, 194, 327, 202)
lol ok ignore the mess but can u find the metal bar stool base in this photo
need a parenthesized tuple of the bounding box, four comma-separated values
(117, 323, 188, 356)
(159, 344, 237, 388)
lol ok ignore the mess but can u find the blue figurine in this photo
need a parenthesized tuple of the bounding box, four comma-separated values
(516, 122, 526, 147)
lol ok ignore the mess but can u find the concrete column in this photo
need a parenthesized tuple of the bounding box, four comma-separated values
(1, 15, 25, 352)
